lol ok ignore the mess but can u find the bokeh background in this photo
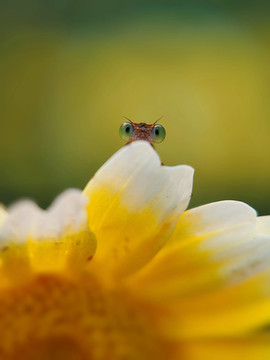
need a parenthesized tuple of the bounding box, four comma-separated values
(0, 0, 269, 214)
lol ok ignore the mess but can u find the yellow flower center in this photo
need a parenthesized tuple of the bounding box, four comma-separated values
(0, 272, 167, 360)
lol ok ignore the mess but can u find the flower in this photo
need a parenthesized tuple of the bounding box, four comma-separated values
(0, 141, 270, 360)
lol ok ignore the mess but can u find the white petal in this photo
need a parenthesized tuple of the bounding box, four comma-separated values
(171, 200, 257, 239)
(0, 201, 41, 245)
(257, 216, 270, 236)
(84, 141, 194, 276)
(34, 189, 88, 239)
(0, 189, 88, 246)
(86, 141, 194, 223)
(0, 205, 8, 230)
(128, 200, 269, 300)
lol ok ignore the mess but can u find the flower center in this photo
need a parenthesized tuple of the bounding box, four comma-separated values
(0, 273, 165, 360)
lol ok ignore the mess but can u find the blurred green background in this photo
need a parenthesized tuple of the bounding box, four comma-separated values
(0, 0, 269, 214)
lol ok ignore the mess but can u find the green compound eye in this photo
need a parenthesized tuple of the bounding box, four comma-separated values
(151, 124, 166, 143)
(119, 122, 134, 141)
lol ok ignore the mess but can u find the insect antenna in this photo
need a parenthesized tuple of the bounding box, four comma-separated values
(123, 116, 135, 124)
(154, 115, 164, 124)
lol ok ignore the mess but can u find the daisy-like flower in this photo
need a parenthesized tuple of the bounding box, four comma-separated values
(0, 141, 270, 360)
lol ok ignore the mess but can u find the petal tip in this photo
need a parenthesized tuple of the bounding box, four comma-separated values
(0, 189, 88, 246)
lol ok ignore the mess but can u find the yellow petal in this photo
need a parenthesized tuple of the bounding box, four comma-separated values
(84, 141, 194, 278)
(176, 335, 270, 360)
(127, 201, 258, 299)
(126, 201, 270, 337)
(159, 275, 270, 339)
(0, 189, 96, 284)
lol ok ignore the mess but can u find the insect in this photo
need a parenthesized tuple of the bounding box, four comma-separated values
(119, 117, 166, 146)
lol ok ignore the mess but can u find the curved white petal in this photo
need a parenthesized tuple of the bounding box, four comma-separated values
(0, 189, 89, 246)
(84, 141, 194, 277)
(34, 189, 88, 240)
(127, 200, 270, 337)
(128, 200, 270, 300)
(168, 200, 257, 242)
